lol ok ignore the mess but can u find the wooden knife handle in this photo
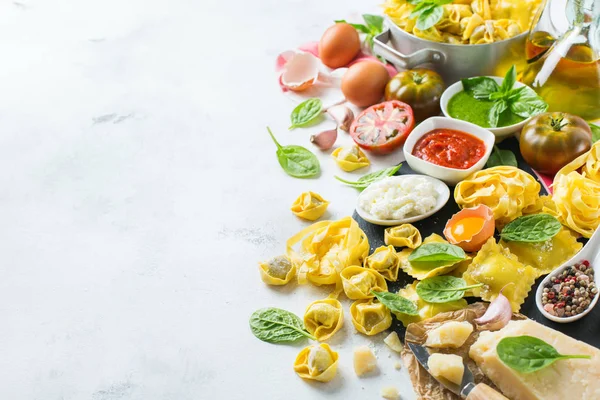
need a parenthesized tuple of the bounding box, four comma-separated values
(465, 383, 509, 400)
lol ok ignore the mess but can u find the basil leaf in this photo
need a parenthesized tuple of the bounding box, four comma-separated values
(363, 14, 384, 33)
(335, 19, 371, 34)
(488, 99, 508, 128)
(289, 98, 323, 130)
(267, 127, 320, 178)
(250, 307, 316, 343)
(591, 123, 600, 143)
(497, 336, 591, 373)
(509, 86, 548, 118)
(408, 243, 466, 263)
(416, 276, 483, 303)
(499, 65, 516, 94)
(461, 77, 500, 100)
(486, 145, 518, 168)
(415, 5, 444, 30)
(334, 164, 402, 190)
(372, 290, 419, 315)
(500, 213, 562, 242)
(410, 2, 435, 18)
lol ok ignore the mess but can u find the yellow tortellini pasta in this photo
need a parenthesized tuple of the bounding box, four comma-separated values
(340, 266, 388, 300)
(395, 282, 468, 327)
(331, 145, 370, 172)
(258, 255, 296, 285)
(294, 343, 339, 382)
(551, 171, 600, 238)
(290, 191, 330, 221)
(287, 217, 369, 287)
(350, 298, 392, 335)
(463, 238, 537, 311)
(364, 245, 401, 281)
(384, 224, 422, 248)
(382, 0, 539, 44)
(398, 234, 468, 280)
(303, 299, 344, 341)
(500, 228, 582, 276)
(454, 166, 541, 227)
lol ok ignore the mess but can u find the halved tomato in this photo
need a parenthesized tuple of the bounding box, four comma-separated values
(350, 100, 415, 154)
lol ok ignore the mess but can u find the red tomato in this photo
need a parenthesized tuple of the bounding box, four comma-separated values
(350, 100, 415, 154)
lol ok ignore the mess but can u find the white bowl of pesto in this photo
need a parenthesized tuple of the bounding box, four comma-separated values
(440, 73, 546, 142)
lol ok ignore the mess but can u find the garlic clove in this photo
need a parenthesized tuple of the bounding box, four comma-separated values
(474, 284, 513, 331)
(326, 105, 354, 132)
(310, 128, 337, 151)
(281, 52, 320, 92)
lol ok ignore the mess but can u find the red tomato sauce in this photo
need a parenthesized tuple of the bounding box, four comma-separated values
(412, 129, 486, 169)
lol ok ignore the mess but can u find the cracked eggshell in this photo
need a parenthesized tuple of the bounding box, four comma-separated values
(280, 52, 320, 92)
(444, 204, 495, 252)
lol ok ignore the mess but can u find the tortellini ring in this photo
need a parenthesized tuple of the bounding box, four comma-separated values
(331, 145, 370, 172)
(340, 266, 387, 300)
(350, 298, 392, 336)
(290, 191, 330, 221)
(303, 298, 344, 341)
(294, 343, 339, 382)
(364, 245, 401, 281)
(384, 224, 422, 249)
(258, 255, 295, 285)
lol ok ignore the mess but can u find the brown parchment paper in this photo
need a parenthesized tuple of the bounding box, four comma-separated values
(401, 302, 526, 400)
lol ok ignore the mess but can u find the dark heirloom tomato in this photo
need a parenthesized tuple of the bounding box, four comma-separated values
(350, 100, 415, 154)
(384, 69, 445, 121)
(519, 112, 592, 174)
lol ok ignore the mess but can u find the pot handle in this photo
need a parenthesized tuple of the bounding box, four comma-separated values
(373, 29, 445, 70)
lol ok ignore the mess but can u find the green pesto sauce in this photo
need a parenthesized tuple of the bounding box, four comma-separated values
(447, 91, 525, 128)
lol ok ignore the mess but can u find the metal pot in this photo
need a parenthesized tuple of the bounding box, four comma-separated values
(373, 18, 528, 84)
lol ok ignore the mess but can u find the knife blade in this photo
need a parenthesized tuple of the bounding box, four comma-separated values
(407, 342, 508, 400)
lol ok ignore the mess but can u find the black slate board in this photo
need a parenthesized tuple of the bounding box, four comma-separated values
(353, 136, 600, 349)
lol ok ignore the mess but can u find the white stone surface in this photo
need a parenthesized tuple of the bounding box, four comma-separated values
(0, 0, 414, 399)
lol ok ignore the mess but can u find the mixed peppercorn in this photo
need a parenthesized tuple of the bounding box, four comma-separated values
(542, 260, 597, 318)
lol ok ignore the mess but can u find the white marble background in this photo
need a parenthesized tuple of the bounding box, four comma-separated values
(0, 0, 419, 398)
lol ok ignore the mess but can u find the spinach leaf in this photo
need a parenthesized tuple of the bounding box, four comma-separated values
(334, 164, 402, 190)
(500, 213, 562, 242)
(267, 127, 320, 178)
(250, 307, 316, 343)
(407, 243, 466, 263)
(590, 123, 600, 143)
(486, 145, 518, 168)
(461, 77, 499, 100)
(416, 276, 483, 303)
(289, 98, 323, 130)
(372, 290, 419, 315)
(497, 335, 591, 373)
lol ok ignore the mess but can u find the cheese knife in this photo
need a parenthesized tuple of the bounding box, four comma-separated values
(407, 342, 508, 400)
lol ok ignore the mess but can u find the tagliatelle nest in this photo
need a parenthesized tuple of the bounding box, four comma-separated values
(551, 171, 600, 238)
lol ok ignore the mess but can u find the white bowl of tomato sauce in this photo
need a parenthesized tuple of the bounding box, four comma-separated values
(403, 117, 495, 185)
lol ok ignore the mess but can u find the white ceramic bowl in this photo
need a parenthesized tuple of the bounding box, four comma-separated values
(440, 77, 530, 142)
(355, 175, 450, 226)
(402, 117, 495, 185)
(535, 227, 600, 323)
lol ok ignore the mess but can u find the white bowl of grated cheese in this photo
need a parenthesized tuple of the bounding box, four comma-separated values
(356, 175, 450, 226)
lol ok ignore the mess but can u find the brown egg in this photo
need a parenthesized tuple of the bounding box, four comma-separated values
(342, 61, 390, 108)
(318, 23, 361, 69)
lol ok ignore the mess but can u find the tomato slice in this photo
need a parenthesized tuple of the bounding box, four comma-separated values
(350, 100, 415, 154)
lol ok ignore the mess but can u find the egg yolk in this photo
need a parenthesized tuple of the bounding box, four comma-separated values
(450, 217, 485, 242)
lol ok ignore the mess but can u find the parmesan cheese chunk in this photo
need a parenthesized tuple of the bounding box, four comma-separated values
(469, 319, 600, 400)
(428, 353, 464, 385)
(425, 321, 473, 348)
(384, 331, 403, 353)
(353, 345, 377, 377)
(380, 386, 400, 399)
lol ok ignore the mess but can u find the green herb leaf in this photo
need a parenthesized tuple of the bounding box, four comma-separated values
(416, 276, 483, 303)
(372, 290, 419, 315)
(415, 5, 444, 30)
(363, 14, 384, 33)
(499, 65, 516, 94)
(334, 164, 402, 190)
(500, 213, 562, 242)
(250, 307, 316, 343)
(486, 145, 518, 168)
(267, 127, 320, 178)
(289, 98, 323, 130)
(591, 123, 600, 143)
(497, 335, 591, 373)
(408, 243, 466, 263)
(509, 86, 548, 118)
(461, 77, 500, 100)
(489, 99, 508, 128)
(334, 19, 371, 33)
